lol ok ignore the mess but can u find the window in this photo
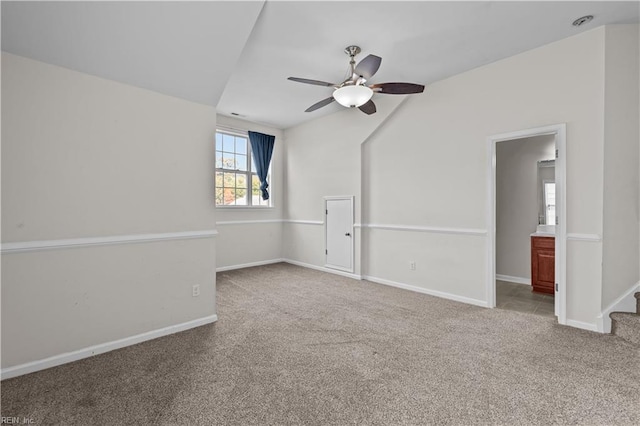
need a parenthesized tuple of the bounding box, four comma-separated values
(215, 130, 271, 207)
(544, 182, 556, 226)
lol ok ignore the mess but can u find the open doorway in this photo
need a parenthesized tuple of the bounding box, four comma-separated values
(487, 124, 566, 325)
(495, 135, 555, 317)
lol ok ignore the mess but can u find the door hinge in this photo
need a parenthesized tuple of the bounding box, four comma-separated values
(555, 149, 559, 159)
(326, 209, 328, 215)
(555, 283, 558, 291)
(325, 249, 328, 255)
(556, 216, 559, 225)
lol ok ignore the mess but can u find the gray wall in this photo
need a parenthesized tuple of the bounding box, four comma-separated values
(496, 135, 555, 281)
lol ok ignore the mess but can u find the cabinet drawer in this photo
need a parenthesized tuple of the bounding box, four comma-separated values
(532, 236, 555, 249)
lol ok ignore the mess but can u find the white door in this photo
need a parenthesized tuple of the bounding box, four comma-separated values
(325, 197, 354, 272)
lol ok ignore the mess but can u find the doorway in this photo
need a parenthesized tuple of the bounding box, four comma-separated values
(324, 196, 354, 273)
(487, 124, 566, 324)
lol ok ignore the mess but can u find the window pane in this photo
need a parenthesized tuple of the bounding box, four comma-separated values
(233, 173, 248, 206)
(236, 137, 247, 154)
(223, 172, 235, 187)
(223, 134, 234, 152)
(215, 188, 223, 205)
(236, 154, 247, 171)
(222, 153, 235, 169)
(235, 192, 248, 206)
(215, 151, 222, 169)
(236, 173, 247, 189)
(251, 153, 257, 173)
(215, 133, 222, 151)
(215, 172, 223, 188)
(252, 174, 261, 192)
(252, 174, 269, 206)
(544, 182, 556, 225)
(223, 188, 236, 205)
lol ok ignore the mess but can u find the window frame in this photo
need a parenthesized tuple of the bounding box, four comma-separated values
(215, 129, 272, 209)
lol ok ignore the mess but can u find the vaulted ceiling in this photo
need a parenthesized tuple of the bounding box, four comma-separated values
(2, 1, 639, 129)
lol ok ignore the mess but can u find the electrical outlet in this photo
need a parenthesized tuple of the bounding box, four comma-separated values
(409, 261, 416, 271)
(192, 284, 200, 297)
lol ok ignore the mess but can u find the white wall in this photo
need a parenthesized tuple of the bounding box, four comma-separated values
(214, 115, 284, 270)
(363, 27, 606, 323)
(283, 96, 406, 275)
(284, 27, 609, 325)
(496, 135, 555, 281)
(1, 53, 217, 369)
(601, 24, 640, 310)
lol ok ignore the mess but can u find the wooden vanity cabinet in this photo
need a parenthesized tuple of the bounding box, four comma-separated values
(531, 236, 555, 294)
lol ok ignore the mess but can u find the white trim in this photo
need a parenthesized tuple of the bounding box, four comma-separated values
(496, 274, 531, 285)
(215, 219, 327, 226)
(323, 195, 356, 200)
(487, 123, 567, 325)
(565, 320, 598, 332)
(216, 220, 282, 226)
(596, 280, 640, 333)
(1, 230, 218, 254)
(283, 259, 362, 280)
(216, 258, 284, 272)
(284, 219, 324, 225)
(363, 275, 489, 308)
(324, 264, 354, 273)
(216, 124, 248, 136)
(1, 314, 218, 380)
(567, 233, 602, 242)
(359, 223, 487, 236)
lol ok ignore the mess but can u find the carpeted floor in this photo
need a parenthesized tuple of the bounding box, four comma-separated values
(2, 262, 639, 425)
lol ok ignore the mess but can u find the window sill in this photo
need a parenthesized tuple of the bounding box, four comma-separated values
(215, 206, 274, 210)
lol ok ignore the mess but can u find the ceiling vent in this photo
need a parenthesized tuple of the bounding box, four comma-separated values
(572, 15, 594, 27)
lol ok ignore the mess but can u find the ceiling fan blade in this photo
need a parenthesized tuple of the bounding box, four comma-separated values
(305, 97, 335, 112)
(371, 82, 425, 94)
(358, 100, 376, 115)
(354, 54, 382, 80)
(288, 77, 336, 87)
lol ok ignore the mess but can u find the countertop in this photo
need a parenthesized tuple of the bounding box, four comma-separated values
(530, 232, 555, 237)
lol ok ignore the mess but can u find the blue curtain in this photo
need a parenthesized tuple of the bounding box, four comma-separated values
(248, 131, 276, 200)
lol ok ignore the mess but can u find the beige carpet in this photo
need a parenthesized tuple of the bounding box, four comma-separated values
(2, 263, 639, 425)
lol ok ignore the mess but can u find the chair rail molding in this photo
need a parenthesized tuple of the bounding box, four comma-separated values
(1, 230, 218, 254)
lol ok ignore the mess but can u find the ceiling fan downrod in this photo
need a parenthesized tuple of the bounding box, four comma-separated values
(344, 45, 361, 83)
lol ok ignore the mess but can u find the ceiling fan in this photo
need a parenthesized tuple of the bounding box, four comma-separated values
(288, 45, 425, 115)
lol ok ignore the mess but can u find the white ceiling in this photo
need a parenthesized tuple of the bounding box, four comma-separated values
(2, 1, 639, 129)
(1, 1, 265, 106)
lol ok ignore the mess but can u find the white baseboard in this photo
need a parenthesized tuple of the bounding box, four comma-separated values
(363, 275, 489, 308)
(565, 319, 598, 332)
(1, 314, 218, 380)
(495, 274, 531, 285)
(216, 258, 284, 272)
(596, 280, 640, 333)
(282, 258, 362, 280)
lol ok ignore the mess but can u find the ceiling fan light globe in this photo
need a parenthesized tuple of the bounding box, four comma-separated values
(333, 85, 373, 108)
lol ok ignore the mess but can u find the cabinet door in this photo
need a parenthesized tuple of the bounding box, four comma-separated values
(534, 249, 555, 291)
(531, 236, 555, 294)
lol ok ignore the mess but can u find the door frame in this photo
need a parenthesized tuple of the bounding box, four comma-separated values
(487, 124, 567, 325)
(324, 195, 355, 273)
